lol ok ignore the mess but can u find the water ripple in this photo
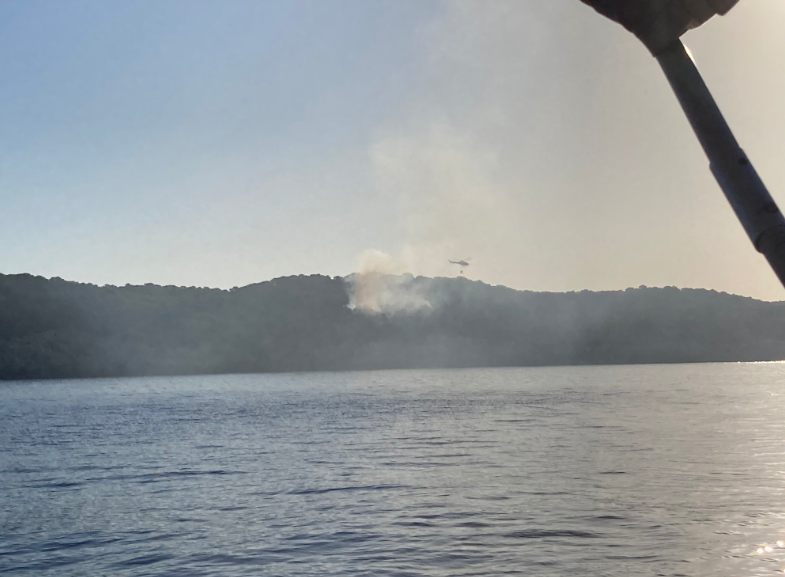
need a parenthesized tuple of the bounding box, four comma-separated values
(2, 365, 784, 576)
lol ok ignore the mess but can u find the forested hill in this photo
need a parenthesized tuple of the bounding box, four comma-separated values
(1, 273, 784, 380)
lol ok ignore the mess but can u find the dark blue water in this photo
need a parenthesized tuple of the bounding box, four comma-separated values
(3, 364, 785, 576)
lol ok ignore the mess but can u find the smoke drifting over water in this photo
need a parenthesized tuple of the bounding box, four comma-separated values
(347, 250, 431, 315)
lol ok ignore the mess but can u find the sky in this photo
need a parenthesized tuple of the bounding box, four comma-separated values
(2, 0, 785, 300)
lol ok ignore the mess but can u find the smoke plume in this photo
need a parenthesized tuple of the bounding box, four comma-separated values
(348, 249, 431, 315)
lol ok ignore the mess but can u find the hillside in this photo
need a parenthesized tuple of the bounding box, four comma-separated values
(1, 273, 784, 380)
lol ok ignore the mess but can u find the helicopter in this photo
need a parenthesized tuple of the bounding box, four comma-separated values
(449, 259, 471, 274)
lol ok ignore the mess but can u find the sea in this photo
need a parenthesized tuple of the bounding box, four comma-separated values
(2, 363, 785, 576)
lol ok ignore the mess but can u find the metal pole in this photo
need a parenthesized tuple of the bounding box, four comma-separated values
(656, 40, 785, 288)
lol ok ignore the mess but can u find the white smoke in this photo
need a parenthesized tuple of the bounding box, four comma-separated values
(370, 122, 512, 275)
(348, 2, 580, 308)
(347, 123, 509, 314)
(347, 249, 431, 315)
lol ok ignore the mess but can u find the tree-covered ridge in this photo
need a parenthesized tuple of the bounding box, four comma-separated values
(1, 273, 783, 380)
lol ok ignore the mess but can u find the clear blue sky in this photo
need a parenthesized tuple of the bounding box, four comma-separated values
(2, 0, 785, 300)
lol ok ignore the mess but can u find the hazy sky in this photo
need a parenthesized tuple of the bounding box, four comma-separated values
(2, 0, 785, 300)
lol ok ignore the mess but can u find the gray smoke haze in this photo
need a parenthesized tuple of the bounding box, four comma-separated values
(348, 123, 510, 314)
(347, 250, 432, 315)
(4, 273, 785, 380)
(349, 3, 569, 295)
(348, 4, 557, 306)
(351, 1, 785, 301)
